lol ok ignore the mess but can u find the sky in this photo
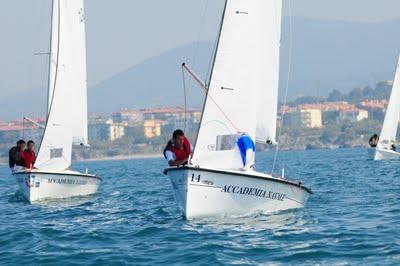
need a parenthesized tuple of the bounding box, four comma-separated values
(1, 0, 400, 119)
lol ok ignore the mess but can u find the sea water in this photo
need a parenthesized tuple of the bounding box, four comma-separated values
(0, 148, 399, 265)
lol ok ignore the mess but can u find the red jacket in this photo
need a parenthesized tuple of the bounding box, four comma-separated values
(24, 150, 36, 169)
(164, 137, 191, 161)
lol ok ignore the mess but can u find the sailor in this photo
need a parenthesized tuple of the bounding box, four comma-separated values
(164, 129, 192, 167)
(237, 133, 255, 170)
(391, 143, 396, 151)
(369, 134, 379, 148)
(24, 140, 36, 169)
(8, 139, 26, 172)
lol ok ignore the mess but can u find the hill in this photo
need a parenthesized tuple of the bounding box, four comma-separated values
(2, 16, 400, 119)
(89, 17, 400, 113)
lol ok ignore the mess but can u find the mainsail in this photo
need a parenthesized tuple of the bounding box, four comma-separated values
(191, 0, 282, 169)
(378, 56, 400, 149)
(35, 0, 88, 171)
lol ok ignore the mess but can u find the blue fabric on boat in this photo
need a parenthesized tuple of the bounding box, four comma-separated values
(237, 134, 255, 166)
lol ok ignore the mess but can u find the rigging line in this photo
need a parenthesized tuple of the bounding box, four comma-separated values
(181, 0, 210, 137)
(37, 0, 60, 160)
(183, 65, 240, 133)
(26, 0, 48, 123)
(205, 89, 240, 133)
(46, 0, 56, 113)
(205, 2, 225, 86)
(271, 0, 293, 175)
(192, 0, 210, 69)
(23, 117, 25, 140)
(191, 0, 229, 159)
(181, 66, 188, 132)
(206, 30, 220, 85)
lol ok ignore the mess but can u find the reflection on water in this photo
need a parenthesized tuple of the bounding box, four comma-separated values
(8, 189, 97, 208)
(186, 209, 310, 234)
(30, 195, 98, 209)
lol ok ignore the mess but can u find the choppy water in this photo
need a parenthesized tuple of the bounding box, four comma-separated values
(0, 148, 399, 265)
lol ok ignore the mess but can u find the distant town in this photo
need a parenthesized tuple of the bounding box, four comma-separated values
(0, 80, 394, 163)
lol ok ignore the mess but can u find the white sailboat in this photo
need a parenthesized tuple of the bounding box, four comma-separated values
(13, 0, 100, 202)
(164, 0, 312, 219)
(369, 56, 400, 160)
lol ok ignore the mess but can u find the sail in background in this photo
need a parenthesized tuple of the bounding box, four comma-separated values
(378, 56, 400, 149)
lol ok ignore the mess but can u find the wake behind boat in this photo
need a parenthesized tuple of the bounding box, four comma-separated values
(12, 0, 100, 202)
(164, 0, 312, 219)
(368, 56, 400, 161)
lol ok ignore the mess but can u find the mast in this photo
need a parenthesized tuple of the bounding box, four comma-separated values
(35, 0, 89, 171)
(46, 0, 55, 113)
(191, 0, 280, 169)
(191, 0, 228, 158)
(37, 0, 61, 157)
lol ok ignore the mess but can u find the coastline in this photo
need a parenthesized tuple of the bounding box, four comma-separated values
(1, 147, 370, 166)
(76, 153, 163, 163)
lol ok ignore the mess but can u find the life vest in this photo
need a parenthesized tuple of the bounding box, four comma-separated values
(163, 137, 191, 161)
(24, 150, 36, 169)
(237, 134, 255, 167)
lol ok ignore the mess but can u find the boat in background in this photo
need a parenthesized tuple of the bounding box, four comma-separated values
(13, 0, 100, 202)
(369, 56, 400, 160)
(164, 0, 312, 219)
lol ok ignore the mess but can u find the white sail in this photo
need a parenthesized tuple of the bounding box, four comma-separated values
(47, 0, 88, 146)
(378, 56, 400, 149)
(192, 0, 282, 169)
(255, 0, 282, 144)
(36, 0, 88, 171)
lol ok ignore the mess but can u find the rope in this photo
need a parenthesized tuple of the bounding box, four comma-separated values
(191, 0, 210, 69)
(182, 0, 210, 133)
(182, 66, 188, 132)
(205, 91, 240, 133)
(181, 65, 240, 133)
(22, 117, 25, 140)
(271, 0, 293, 174)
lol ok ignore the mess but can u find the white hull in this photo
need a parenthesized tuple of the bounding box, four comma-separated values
(13, 170, 100, 203)
(368, 147, 400, 161)
(165, 166, 312, 219)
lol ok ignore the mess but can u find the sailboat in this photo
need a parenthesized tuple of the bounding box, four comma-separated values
(368, 57, 400, 160)
(164, 0, 312, 219)
(13, 0, 100, 202)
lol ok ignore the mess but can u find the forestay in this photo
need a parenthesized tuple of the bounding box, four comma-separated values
(35, 0, 88, 171)
(192, 0, 282, 169)
(378, 56, 400, 149)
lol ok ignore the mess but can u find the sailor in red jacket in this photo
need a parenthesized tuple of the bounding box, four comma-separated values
(24, 140, 36, 169)
(164, 129, 192, 167)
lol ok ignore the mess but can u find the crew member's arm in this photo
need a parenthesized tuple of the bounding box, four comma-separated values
(169, 158, 188, 167)
(32, 153, 36, 166)
(165, 150, 187, 167)
(8, 148, 15, 168)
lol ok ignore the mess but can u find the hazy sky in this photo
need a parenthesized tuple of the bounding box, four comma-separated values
(1, 0, 400, 105)
(293, 0, 400, 22)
